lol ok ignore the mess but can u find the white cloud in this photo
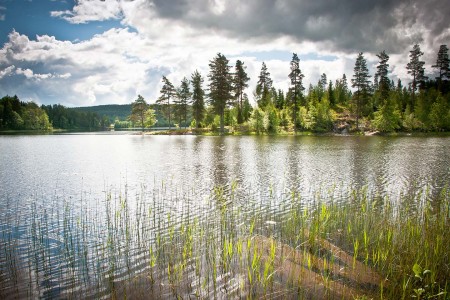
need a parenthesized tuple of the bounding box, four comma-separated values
(2, 0, 443, 107)
(51, 0, 122, 24)
(0, 65, 15, 79)
(15, 67, 70, 80)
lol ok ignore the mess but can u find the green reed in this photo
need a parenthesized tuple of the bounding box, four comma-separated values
(0, 181, 448, 299)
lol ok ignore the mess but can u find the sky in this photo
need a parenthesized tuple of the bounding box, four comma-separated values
(0, 0, 448, 107)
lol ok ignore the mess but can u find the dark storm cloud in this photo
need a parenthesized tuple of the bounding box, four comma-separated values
(149, 0, 449, 54)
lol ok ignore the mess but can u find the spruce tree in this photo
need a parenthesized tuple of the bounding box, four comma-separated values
(156, 76, 177, 129)
(191, 70, 205, 128)
(318, 73, 327, 101)
(406, 44, 427, 108)
(351, 52, 371, 130)
(176, 77, 191, 128)
(130, 95, 149, 129)
(208, 53, 232, 134)
(256, 62, 273, 109)
(376, 50, 390, 105)
(288, 53, 305, 132)
(328, 81, 335, 106)
(233, 60, 250, 124)
(432, 44, 449, 80)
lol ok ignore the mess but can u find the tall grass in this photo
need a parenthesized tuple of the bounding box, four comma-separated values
(0, 181, 448, 299)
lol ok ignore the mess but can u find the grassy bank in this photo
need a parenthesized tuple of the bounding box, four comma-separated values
(0, 183, 448, 299)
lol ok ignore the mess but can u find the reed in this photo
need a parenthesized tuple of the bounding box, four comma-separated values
(0, 180, 448, 299)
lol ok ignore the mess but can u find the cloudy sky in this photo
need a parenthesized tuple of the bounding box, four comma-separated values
(0, 0, 448, 107)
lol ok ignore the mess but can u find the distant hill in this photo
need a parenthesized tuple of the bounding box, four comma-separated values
(72, 104, 132, 121)
(71, 104, 188, 127)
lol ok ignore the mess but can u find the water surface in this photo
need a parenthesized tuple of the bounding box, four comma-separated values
(0, 134, 449, 298)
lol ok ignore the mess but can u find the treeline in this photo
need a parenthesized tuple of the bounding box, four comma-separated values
(0, 96, 110, 131)
(42, 104, 110, 130)
(0, 95, 51, 130)
(150, 44, 450, 133)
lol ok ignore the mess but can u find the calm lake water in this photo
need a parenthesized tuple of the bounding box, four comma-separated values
(0, 134, 449, 298)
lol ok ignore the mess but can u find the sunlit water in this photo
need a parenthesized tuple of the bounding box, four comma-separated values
(0, 134, 449, 298)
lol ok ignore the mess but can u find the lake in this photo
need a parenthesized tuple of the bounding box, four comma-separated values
(0, 134, 449, 298)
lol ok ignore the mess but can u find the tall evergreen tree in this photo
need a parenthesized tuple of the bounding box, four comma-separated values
(275, 89, 285, 109)
(288, 53, 305, 132)
(432, 44, 449, 80)
(328, 80, 335, 106)
(208, 53, 233, 134)
(256, 62, 273, 109)
(351, 52, 371, 130)
(376, 50, 390, 104)
(233, 60, 250, 124)
(130, 95, 149, 129)
(335, 74, 350, 105)
(406, 44, 427, 108)
(318, 73, 327, 101)
(191, 70, 205, 128)
(156, 76, 177, 129)
(176, 77, 191, 129)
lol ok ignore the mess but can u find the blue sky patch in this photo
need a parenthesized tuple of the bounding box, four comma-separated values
(0, 0, 125, 44)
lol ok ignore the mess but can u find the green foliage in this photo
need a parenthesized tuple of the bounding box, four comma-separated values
(429, 95, 450, 131)
(7, 44, 450, 134)
(130, 95, 149, 129)
(10, 110, 24, 129)
(191, 70, 205, 128)
(22, 102, 52, 130)
(157, 76, 177, 129)
(279, 108, 293, 130)
(208, 53, 233, 134)
(43, 104, 107, 130)
(432, 45, 450, 80)
(308, 97, 335, 132)
(407, 44, 427, 101)
(288, 53, 305, 131)
(250, 107, 265, 134)
(174, 77, 191, 128)
(298, 106, 309, 130)
(74, 104, 131, 122)
(352, 52, 372, 129)
(144, 108, 157, 128)
(256, 62, 273, 109)
(114, 119, 132, 129)
(233, 60, 250, 124)
(263, 105, 279, 133)
(373, 101, 401, 132)
(0, 96, 52, 130)
(402, 111, 421, 131)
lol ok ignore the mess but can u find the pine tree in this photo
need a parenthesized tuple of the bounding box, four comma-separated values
(351, 52, 371, 130)
(275, 89, 285, 109)
(328, 80, 335, 106)
(208, 53, 233, 134)
(335, 74, 350, 105)
(233, 60, 250, 124)
(318, 73, 327, 101)
(432, 44, 449, 80)
(176, 77, 191, 129)
(376, 50, 390, 105)
(288, 53, 305, 132)
(156, 76, 177, 129)
(406, 44, 427, 108)
(191, 70, 205, 128)
(256, 62, 273, 109)
(130, 95, 148, 129)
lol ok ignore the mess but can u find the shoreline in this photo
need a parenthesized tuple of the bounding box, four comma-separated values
(1, 128, 450, 137)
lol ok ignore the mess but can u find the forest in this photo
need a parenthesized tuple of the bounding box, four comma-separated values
(144, 43, 450, 134)
(1, 44, 449, 133)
